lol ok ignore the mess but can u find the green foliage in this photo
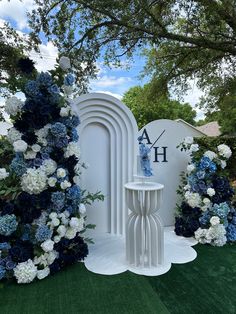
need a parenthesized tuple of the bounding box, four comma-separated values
(81, 190, 105, 205)
(194, 136, 236, 181)
(29, 0, 236, 113)
(122, 83, 196, 129)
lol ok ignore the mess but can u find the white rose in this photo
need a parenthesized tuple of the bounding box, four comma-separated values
(204, 150, 217, 161)
(47, 250, 58, 265)
(51, 218, 60, 227)
(64, 142, 80, 158)
(69, 217, 80, 229)
(187, 164, 195, 173)
(217, 144, 232, 159)
(63, 210, 70, 218)
(59, 56, 71, 70)
(65, 227, 77, 239)
(60, 107, 70, 117)
(207, 188, 216, 197)
(41, 239, 54, 252)
(49, 212, 58, 220)
(79, 203, 86, 215)
(48, 177, 57, 187)
(57, 168, 66, 178)
(37, 267, 50, 280)
(31, 144, 41, 153)
(13, 139, 28, 152)
(57, 225, 66, 237)
(184, 136, 193, 144)
(53, 235, 61, 243)
(203, 198, 211, 205)
(73, 176, 80, 185)
(0, 168, 9, 180)
(189, 144, 199, 152)
(220, 160, 227, 169)
(24, 150, 37, 160)
(60, 180, 71, 190)
(210, 216, 220, 226)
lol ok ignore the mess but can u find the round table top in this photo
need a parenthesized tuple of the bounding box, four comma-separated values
(124, 181, 164, 191)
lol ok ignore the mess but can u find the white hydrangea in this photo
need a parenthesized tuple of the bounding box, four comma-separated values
(41, 159, 57, 175)
(184, 136, 193, 145)
(31, 144, 41, 153)
(35, 124, 51, 146)
(48, 177, 57, 187)
(60, 106, 71, 117)
(57, 168, 66, 178)
(184, 191, 201, 208)
(187, 164, 195, 173)
(60, 180, 71, 190)
(14, 259, 37, 284)
(204, 150, 217, 160)
(194, 228, 210, 244)
(207, 188, 215, 197)
(13, 139, 28, 152)
(5, 96, 23, 116)
(24, 150, 37, 160)
(41, 239, 54, 252)
(37, 267, 50, 280)
(47, 250, 58, 265)
(21, 168, 48, 194)
(217, 144, 232, 159)
(189, 144, 199, 153)
(79, 203, 86, 215)
(210, 216, 220, 226)
(195, 225, 227, 247)
(53, 235, 61, 243)
(59, 56, 71, 70)
(0, 168, 9, 180)
(64, 142, 80, 158)
(7, 127, 22, 143)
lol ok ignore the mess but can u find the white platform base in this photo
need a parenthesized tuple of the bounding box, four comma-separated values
(84, 227, 197, 276)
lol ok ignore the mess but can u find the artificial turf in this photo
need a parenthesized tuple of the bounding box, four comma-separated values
(0, 243, 235, 314)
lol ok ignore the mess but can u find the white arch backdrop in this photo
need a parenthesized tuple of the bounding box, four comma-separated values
(72, 93, 138, 236)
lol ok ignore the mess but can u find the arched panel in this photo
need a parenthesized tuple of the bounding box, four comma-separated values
(72, 93, 138, 236)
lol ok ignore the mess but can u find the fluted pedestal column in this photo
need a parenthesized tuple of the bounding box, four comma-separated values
(125, 182, 164, 268)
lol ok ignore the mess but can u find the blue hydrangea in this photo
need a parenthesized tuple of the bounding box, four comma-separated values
(196, 170, 205, 180)
(0, 242, 11, 250)
(199, 156, 211, 170)
(10, 155, 27, 176)
(33, 158, 43, 167)
(21, 224, 31, 241)
(54, 136, 68, 148)
(50, 122, 67, 138)
(37, 72, 52, 86)
(48, 84, 60, 94)
(0, 265, 6, 280)
(0, 214, 18, 236)
(209, 161, 217, 173)
(51, 191, 65, 211)
(226, 223, 236, 241)
(199, 211, 211, 226)
(66, 185, 81, 201)
(35, 224, 53, 242)
(64, 74, 75, 86)
(212, 202, 230, 219)
(71, 128, 79, 142)
(25, 80, 40, 97)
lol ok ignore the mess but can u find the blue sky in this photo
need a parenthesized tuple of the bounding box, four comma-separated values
(0, 0, 205, 120)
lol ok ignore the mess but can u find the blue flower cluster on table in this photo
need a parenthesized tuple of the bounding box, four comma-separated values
(0, 56, 99, 284)
(137, 136, 153, 177)
(175, 137, 235, 246)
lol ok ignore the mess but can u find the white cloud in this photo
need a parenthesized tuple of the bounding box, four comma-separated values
(90, 90, 123, 100)
(90, 75, 133, 88)
(0, 0, 36, 30)
(29, 42, 58, 72)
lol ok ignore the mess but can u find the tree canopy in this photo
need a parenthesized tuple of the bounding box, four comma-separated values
(29, 0, 236, 112)
(122, 84, 196, 128)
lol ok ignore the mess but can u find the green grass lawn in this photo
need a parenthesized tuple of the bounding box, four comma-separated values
(0, 243, 235, 314)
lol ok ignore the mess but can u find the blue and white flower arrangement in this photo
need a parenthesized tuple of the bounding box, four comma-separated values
(0, 57, 103, 284)
(175, 137, 236, 246)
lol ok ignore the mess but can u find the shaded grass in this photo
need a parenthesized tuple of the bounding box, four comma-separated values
(0, 244, 235, 314)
